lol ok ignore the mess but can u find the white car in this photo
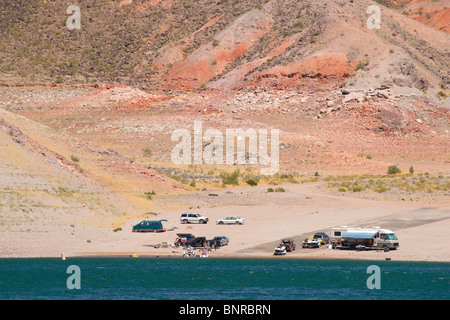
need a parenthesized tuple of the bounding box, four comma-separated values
(180, 213, 209, 224)
(216, 216, 244, 225)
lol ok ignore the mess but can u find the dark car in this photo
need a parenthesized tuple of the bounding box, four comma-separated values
(175, 233, 207, 247)
(313, 232, 330, 244)
(132, 219, 167, 232)
(175, 233, 195, 246)
(209, 236, 229, 247)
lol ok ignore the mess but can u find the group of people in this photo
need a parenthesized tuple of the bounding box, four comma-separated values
(174, 237, 219, 258)
(183, 247, 209, 258)
(174, 238, 218, 250)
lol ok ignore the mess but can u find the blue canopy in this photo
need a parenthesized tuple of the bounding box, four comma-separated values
(342, 231, 377, 239)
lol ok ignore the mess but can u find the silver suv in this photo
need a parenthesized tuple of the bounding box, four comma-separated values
(180, 213, 209, 224)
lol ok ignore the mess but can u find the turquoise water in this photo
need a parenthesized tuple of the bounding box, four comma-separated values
(0, 257, 448, 300)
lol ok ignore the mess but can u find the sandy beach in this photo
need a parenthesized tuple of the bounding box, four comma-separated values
(2, 181, 448, 262)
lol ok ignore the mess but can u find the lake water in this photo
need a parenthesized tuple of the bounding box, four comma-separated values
(0, 257, 448, 300)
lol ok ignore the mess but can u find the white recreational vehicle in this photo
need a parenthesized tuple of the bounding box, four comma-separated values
(330, 226, 399, 250)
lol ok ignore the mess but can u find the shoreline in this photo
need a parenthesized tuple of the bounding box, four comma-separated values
(2, 254, 449, 263)
(2, 248, 449, 263)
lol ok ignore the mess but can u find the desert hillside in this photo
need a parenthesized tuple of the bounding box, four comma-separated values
(0, 0, 448, 89)
(377, 0, 450, 33)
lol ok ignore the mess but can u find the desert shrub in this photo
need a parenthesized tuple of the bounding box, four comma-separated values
(246, 179, 258, 186)
(70, 155, 79, 162)
(142, 148, 152, 157)
(144, 191, 156, 199)
(374, 186, 388, 193)
(267, 188, 274, 192)
(436, 91, 447, 99)
(183, 46, 194, 54)
(294, 20, 303, 28)
(355, 58, 369, 71)
(220, 170, 240, 185)
(387, 165, 401, 175)
(275, 187, 285, 192)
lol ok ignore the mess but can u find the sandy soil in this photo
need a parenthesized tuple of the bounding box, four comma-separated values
(3, 181, 448, 262)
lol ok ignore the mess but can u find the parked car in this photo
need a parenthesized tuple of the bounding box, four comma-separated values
(132, 219, 167, 232)
(175, 233, 195, 246)
(302, 232, 330, 248)
(280, 239, 296, 252)
(274, 239, 296, 255)
(216, 216, 244, 225)
(313, 232, 330, 244)
(175, 233, 207, 247)
(180, 213, 209, 224)
(209, 236, 229, 247)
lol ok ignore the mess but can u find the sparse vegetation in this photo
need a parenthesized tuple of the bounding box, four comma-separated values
(355, 58, 370, 71)
(144, 191, 156, 200)
(351, 186, 364, 192)
(220, 170, 240, 186)
(374, 186, 388, 193)
(387, 165, 401, 175)
(436, 91, 447, 99)
(326, 173, 448, 195)
(142, 148, 152, 157)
